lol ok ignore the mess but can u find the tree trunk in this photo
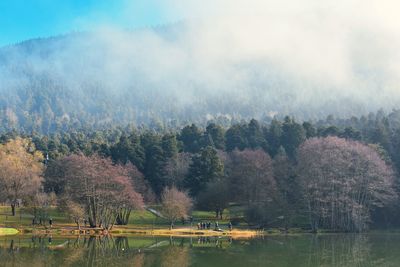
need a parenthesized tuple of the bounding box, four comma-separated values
(89, 217, 96, 228)
(91, 198, 97, 227)
(11, 203, 16, 216)
(75, 219, 81, 230)
(116, 208, 131, 225)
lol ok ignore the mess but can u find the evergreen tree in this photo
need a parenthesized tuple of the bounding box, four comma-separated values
(111, 133, 145, 170)
(184, 146, 224, 196)
(340, 126, 361, 140)
(179, 124, 203, 153)
(273, 146, 302, 228)
(161, 133, 178, 159)
(281, 117, 305, 158)
(390, 128, 400, 172)
(205, 123, 225, 150)
(321, 126, 340, 137)
(247, 119, 267, 150)
(225, 124, 247, 151)
(370, 118, 390, 151)
(144, 144, 166, 197)
(266, 119, 282, 157)
(302, 122, 316, 138)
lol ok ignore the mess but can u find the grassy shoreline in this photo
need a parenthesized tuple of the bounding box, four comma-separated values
(1, 205, 262, 238)
(6, 206, 389, 238)
(4, 224, 261, 238)
(4, 222, 398, 238)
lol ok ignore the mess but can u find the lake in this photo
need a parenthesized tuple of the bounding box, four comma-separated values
(0, 233, 399, 266)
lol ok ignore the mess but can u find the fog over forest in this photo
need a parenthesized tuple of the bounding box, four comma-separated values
(1, 0, 400, 131)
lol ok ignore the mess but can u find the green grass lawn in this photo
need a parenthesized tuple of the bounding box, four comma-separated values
(0, 204, 249, 230)
(0, 206, 70, 227)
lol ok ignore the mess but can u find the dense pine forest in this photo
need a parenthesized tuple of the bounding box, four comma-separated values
(1, 109, 400, 232)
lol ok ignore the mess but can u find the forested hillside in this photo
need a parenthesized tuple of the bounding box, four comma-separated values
(1, 24, 399, 133)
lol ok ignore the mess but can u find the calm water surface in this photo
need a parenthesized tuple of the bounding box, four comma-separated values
(0, 233, 399, 266)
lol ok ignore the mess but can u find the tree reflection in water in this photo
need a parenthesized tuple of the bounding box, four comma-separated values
(307, 235, 373, 267)
(0, 234, 399, 267)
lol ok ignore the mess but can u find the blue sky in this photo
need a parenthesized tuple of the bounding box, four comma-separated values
(0, 0, 175, 46)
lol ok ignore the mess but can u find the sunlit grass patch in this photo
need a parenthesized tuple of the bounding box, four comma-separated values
(0, 228, 19, 236)
(149, 227, 261, 238)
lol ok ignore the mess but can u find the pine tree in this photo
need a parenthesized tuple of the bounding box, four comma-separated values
(205, 123, 225, 150)
(225, 124, 247, 151)
(179, 124, 203, 153)
(247, 119, 267, 150)
(184, 146, 224, 196)
(266, 119, 282, 157)
(281, 116, 305, 159)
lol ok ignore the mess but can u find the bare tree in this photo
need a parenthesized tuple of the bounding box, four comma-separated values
(24, 192, 54, 225)
(297, 136, 397, 232)
(0, 138, 43, 216)
(58, 198, 85, 230)
(48, 154, 144, 230)
(126, 163, 156, 204)
(227, 149, 277, 204)
(164, 152, 192, 188)
(161, 187, 193, 229)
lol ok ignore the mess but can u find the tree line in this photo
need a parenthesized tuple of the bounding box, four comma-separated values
(1, 110, 400, 232)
